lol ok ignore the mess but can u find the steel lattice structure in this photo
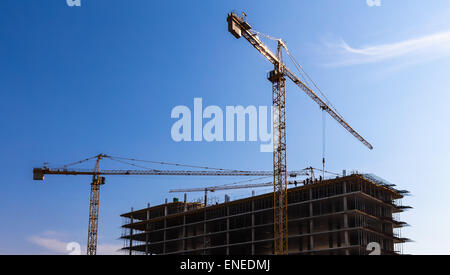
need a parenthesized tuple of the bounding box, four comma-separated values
(227, 12, 373, 255)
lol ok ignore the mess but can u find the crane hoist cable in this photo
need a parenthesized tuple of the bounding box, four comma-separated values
(107, 155, 247, 172)
(281, 44, 343, 117)
(105, 156, 161, 171)
(106, 157, 276, 184)
(322, 108, 326, 179)
(107, 156, 255, 174)
(266, 38, 343, 180)
(253, 29, 342, 118)
(63, 155, 100, 168)
(61, 154, 254, 173)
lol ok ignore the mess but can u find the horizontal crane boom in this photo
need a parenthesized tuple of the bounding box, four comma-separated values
(169, 181, 302, 193)
(33, 167, 307, 180)
(170, 182, 274, 193)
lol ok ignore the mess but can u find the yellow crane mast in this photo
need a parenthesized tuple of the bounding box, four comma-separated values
(87, 154, 105, 255)
(227, 12, 373, 255)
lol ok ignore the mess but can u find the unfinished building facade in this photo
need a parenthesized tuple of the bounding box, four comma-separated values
(121, 174, 410, 255)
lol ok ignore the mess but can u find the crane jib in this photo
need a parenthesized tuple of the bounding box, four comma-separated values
(33, 168, 308, 180)
(228, 12, 373, 150)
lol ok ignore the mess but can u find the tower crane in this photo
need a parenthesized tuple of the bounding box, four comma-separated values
(169, 167, 340, 203)
(32, 154, 306, 255)
(227, 12, 373, 255)
(170, 176, 303, 205)
(170, 181, 293, 206)
(170, 181, 288, 194)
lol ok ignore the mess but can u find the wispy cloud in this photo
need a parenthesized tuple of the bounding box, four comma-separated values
(322, 31, 450, 67)
(28, 235, 68, 254)
(28, 231, 122, 255)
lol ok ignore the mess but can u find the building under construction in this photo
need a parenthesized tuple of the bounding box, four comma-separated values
(120, 173, 410, 255)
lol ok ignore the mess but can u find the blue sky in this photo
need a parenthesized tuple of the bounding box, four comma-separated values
(1, 0, 450, 254)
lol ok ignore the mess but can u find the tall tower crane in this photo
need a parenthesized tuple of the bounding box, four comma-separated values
(33, 154, 306, 255)
(227, 12, 373, 255)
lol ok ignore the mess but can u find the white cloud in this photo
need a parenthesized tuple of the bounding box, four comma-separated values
(366, 0, 381, 7)
(322, 31, 450, 67)
(28, 235, 68, 254)
(28, 232, 123, 255)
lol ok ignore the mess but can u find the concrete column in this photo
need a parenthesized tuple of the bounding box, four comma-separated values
(309, 188, 314, 252)
(145, 206, 150, 255)
(251, 196, 255, 255)
(163, 205, 167, 255)
(183, 214, 187, 251)
(226, 205, 230, 255)
(129, 208, 134, 256)
(203, 207, 207, 255)
(343, 182, 350, 255)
